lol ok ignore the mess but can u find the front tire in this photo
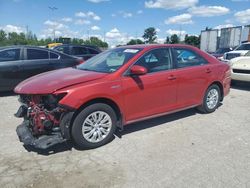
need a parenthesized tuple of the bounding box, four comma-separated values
(71, 103, 117, 149)
(197, 84, 221, 113)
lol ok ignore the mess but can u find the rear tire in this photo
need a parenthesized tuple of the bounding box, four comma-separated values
(197, 84, 221, 113)
(71, 103, 117, 149)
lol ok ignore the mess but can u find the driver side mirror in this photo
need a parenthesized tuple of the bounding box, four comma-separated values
(130, 65, 147, 76)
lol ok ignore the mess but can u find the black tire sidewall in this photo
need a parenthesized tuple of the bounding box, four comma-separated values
(203, 85, 221, 113)
(71, 103, 117, 149)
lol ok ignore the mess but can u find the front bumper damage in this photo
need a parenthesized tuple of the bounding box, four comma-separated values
(15, 95, 75, 149)
(16, 121, 65, 149)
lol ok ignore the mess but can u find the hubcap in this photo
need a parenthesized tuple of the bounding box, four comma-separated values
(206, 89, 219, 110)
(82, 111, 112, 143)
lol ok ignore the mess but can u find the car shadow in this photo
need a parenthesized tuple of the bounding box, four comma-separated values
(231, 81, 250, 91)
(22, 108, 207, 155)
(23, 141, 74, 156)
(0, 91, 16, 97)
(119, 108, 197, 136)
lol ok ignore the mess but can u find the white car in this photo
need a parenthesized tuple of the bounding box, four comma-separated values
(230, 51, 250, 82)
(224, 42, 250, 61)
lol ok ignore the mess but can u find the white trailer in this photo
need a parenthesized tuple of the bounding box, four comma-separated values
(241, 25, 250, 43)
(200, 30, 218, 53)
(219, 26, 242, 48)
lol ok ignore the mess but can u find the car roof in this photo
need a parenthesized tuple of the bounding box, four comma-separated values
(0, 45, 64, 53)
(55, 44, 101, 50)
(117, 44, 199, 50)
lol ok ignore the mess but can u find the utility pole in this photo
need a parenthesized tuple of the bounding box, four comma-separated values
(103, 32, 105, 42)
(87, 30, 90, 40)
(135, 31, 138, 44)
(179, 25, 182, 42)
(25, 25, 29, 39)
(48, 6, 58, 41)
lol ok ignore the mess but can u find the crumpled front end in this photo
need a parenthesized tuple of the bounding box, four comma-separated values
(15, 94, 74, 149)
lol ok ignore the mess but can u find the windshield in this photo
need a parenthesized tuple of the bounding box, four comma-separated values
(245, 51, 250, 56)
(77, 48, 142, 73)
(215, 48, 230, 54)
(235, 44, 250, 51)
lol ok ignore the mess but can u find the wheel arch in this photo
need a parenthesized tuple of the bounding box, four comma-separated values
(71, 97, 123, 130)
(209, 81, 224, 101)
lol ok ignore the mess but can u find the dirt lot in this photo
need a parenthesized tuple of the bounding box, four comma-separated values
(0, 83, 250, 188)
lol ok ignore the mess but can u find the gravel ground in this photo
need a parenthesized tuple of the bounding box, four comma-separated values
(0, 82, 250, 188)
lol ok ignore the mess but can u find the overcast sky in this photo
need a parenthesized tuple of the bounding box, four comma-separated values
(0, 0, 250, 47)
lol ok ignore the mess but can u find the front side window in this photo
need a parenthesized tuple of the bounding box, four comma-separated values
(72, 47, 88, 55)
(27, 49, 49, 60)
(135, 48, 172, 73)
(50, 52, 59, 59)
(0, 49, 20, 62)
(77, 48, 142, 73)
(173, 48, 207, 68)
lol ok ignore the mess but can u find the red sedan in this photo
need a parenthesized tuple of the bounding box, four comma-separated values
(14, 44, 231, 149)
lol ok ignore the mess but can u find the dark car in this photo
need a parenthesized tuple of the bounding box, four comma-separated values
(53, 44, 101, 60)
(14, 44, 231, 149)
(211, 48, 232, 59)
(0, 45, 83, 92)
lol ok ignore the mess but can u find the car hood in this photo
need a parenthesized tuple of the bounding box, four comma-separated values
(211, 53, 223, 58)
(231, 57, 250, 69)
(15, 68, 108, 94)
(227, 50, 248, 55)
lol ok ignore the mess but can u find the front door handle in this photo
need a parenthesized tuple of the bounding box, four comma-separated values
(168, 75, 176, 80)
(206, 68, 211, 73)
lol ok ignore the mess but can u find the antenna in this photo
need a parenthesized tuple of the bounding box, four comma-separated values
(48, 6, 58, 41)
(179, 25, 182, 42)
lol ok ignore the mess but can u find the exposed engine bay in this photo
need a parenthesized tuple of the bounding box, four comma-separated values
(15, 94, 74, 149)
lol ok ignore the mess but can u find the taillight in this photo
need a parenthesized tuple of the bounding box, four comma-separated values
(78, 59, 84, 64)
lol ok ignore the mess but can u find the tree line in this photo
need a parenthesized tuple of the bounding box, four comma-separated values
(127, 27, 200, 48)
(0, 30, 108, 48)
(0, 27, 200, 48)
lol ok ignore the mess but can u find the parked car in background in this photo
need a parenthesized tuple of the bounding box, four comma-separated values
(223, 42, 250, 61)
(14, 44, 231, 150)
(47, 43, 63, 49)
(53, 44, 101, 60)
(0, 46, 83, 92)
(211, 48, 232, 60)
(230, 50, 250, 82)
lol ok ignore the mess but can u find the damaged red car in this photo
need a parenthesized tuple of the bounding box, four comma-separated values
(14, 44, 231, 149)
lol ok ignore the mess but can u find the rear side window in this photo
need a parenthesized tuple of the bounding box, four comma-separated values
(0, 49, 20, 62)
(72, 47, 88, 55)
(88, 48, 99, 54)
(173, 48, 207, 68)
(55, 46, 70, 54)
(50, 52, 59, 59)
(27, 49, 49, 60)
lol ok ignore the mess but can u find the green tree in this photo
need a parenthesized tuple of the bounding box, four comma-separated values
(170, 34, 180, 44)
(83, 37, 108, 48)
(164, 36, 170, 44)
(143, 27, 157, 44)
(0, 30, 7, 45)
(184, 35, 200, 47)
(8, 32, 27, 45)
(127, 39, 144, 45)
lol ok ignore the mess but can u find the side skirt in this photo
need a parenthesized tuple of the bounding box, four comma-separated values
(125, 105, 198, 125)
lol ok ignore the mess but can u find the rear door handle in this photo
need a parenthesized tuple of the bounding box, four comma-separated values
(206, 68, 211, 73)
(168, 75, 176, 80)
(12, 65, 20, 72)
